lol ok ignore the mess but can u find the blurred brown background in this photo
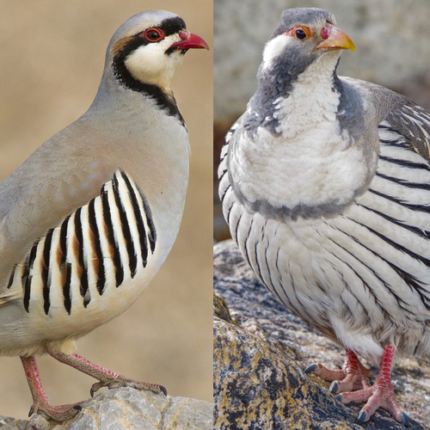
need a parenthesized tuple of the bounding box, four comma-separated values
(0, 0, 213, 419)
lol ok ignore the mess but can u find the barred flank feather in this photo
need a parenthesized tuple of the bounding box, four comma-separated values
(8, 171, 156, 316)
(220, 113, 430, 361)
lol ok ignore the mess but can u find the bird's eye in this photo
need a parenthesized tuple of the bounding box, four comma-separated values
(143, 28, 164, 42)
(295, 29, 307, 40)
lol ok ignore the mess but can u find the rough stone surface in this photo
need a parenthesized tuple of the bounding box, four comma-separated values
(214, 240, 430, 429)
(0, 416, 28, 430)
(0, 389, 213, 430)
(214, 0, 430, 118)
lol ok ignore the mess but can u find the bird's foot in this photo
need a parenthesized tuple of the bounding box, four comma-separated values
(334, 346, 409, 426)
(336, 383, 409, 426)
(305, 348, 370, 392)
(90, 377, 167, 397)
(28, 399, 83, 421)
(48, 349, 167, 398)
(21, 355, 84, 421)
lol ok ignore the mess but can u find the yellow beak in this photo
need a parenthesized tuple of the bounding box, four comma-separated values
(316, 25, 355, 51)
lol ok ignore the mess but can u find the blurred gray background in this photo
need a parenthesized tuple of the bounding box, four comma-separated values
(213, 0, 430, 241)
(214, 0, 430, 118)
(0, 0, 213, 419)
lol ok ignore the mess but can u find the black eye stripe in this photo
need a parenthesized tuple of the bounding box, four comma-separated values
(158, 17, 186, 37)
(132, 17, 186, 40)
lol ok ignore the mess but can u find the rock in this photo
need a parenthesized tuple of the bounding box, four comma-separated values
(0, 389, 213, 430)
(0, 416, 28, 430)
(214, 0, 430, 118)
(213, 240, 430, 429)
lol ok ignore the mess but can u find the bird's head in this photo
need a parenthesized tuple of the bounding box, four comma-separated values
(260, 8, 354, 81)
(105, 10, 208, 92)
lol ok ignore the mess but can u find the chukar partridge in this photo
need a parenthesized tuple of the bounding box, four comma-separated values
(219, 7, 430, 426)
(0, 10, 208, 421)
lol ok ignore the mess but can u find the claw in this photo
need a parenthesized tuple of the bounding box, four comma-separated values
(304, 364, 318, 374)
(357, 410, 368, 425)
(335, 394, 343, 402)
(90, 381, 106, 397)
(401, 412, 410, 428)
(160, 385, 167, 396)
(28, 405, 35, 417)
(73, 405, 82, 411)
(329, 381, 339, 393)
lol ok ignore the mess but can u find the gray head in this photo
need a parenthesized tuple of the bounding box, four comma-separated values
(244, 8, 355, 135)
(261, 8, 354, 83)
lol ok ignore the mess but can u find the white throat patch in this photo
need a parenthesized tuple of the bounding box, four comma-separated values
(125, 34, 185, 90)
(262, 34, 293, 71)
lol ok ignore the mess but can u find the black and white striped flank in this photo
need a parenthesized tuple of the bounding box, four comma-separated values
(219, 108, 430, 357)
(8, 170, 156, 316)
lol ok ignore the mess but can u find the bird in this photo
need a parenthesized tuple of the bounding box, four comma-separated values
(219, 7, 430, 426)
(0, 10, 208, 421)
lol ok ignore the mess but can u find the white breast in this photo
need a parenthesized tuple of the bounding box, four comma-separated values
(229, 53, 370, 211)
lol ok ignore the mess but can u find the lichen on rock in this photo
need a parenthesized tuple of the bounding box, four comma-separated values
(213, 240, 430, 430)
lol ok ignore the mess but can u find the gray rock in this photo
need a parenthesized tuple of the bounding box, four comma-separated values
(214, 0, 430, 118)
(0, 389, 213, 430)
(214, 239, 430, 428)
(0, 416, 27, 430)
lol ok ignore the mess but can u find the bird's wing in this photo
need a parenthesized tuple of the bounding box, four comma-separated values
(382, 101, 430, 162)
(0, 125, 115, 293)
(339, 97, 430, 315)
(0, 168, 156, 311)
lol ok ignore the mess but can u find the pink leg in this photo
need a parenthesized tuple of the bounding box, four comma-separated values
(48, 350, 166, 397)
(21, 356, 82, 421)
(336, 346, 410, 426)
(305, 348, 370, 393)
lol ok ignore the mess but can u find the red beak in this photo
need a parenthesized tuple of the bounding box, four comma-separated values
(170, 31, 209, 50)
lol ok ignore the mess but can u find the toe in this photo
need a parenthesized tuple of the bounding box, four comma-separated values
(304, 364, 319, 374)
(400, 412, 410, 428)
(357, 410, 368, 425)
(329, 381, 339, 393)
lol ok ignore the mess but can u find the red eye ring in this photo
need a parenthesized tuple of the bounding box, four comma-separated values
(142, 28, 164, 42)
(284, 26, 312, 40)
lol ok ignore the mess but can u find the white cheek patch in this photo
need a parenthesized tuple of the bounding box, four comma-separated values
(124, 35, 185, 88)
(262, 35, 293, 71)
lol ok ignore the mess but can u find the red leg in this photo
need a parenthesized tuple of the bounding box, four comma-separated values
(337, 345, 410, 426)
(305, 348, 370, 393)
(47, 350, 166, 397)
(21, 356, 82, 421)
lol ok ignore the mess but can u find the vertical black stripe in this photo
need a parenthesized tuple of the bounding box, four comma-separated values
(113, 174, 138, 277)
(88, 199, 106, 295)
(242, 217, 255, 275)
(6, 265, 16, 289)
(102, 186, 124, 287)
(253, 240, 264, 282)
(137, 186, 157, 253)
(42, 229, 54, 315)
(74, 208, 90, 307)
(226, 201, 234, 225)
(60, 215, 71, 268)
(220, 183, 231, 203)
(63, 263, 72, 315)
(22, 241, 38, 313)
(120, 172, 148, 268)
